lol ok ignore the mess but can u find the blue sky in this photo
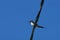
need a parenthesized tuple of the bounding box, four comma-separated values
(0, 0, 59, 40)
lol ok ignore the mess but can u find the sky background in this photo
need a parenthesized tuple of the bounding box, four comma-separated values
(0, 0, 60, 40)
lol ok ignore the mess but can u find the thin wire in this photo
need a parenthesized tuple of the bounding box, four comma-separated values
(30, 0, 44, 40)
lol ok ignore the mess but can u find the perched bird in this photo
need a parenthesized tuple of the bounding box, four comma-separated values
(29, 20, 44, 28)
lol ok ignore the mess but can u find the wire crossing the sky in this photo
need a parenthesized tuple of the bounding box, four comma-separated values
(29, 0, 44, 40)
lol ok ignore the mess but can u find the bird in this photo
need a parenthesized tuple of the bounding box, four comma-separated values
(29, 20, 44, 28)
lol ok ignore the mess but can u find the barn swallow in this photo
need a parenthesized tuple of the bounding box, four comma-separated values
(29, 20, 44, 28)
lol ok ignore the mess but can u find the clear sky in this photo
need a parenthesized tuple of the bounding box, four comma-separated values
(0, 0, 59, 40)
